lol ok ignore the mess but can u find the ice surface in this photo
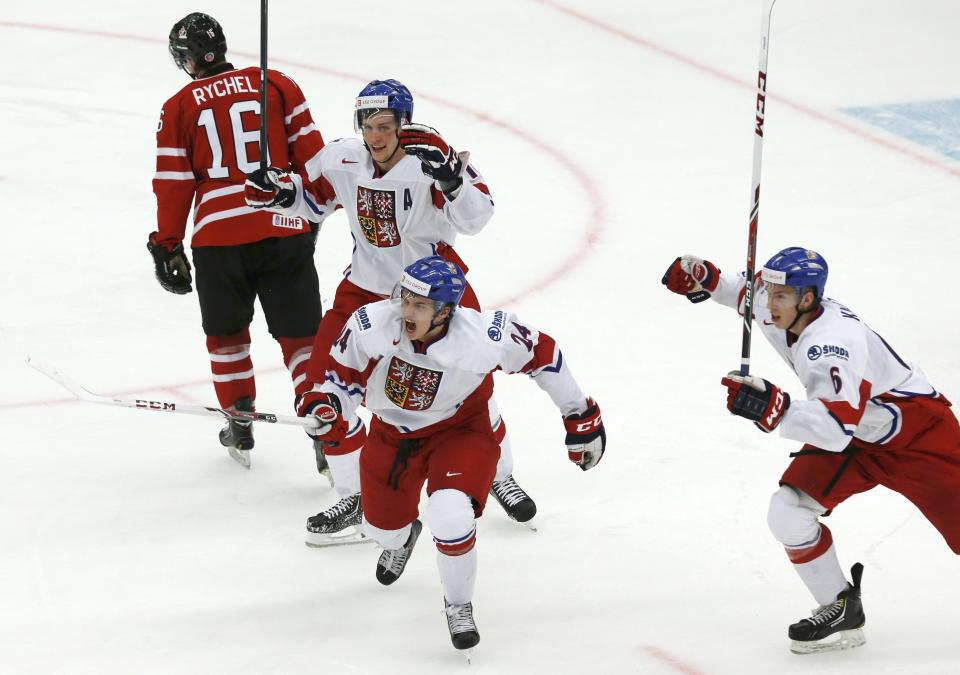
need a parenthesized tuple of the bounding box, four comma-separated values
(2, 2, 959, 673)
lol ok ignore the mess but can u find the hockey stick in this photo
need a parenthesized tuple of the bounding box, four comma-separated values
(259, 0, 269, 170)
(739, 0, 778, 377)
(25, 356, 320, 431)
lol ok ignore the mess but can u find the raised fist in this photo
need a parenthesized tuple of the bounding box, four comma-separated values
(146, 232, 192, 295)
(245, 167, 297, 209)
(399, 123, 466, 193)
(661, 255, 720, 303)
(563, 399, 606, 471)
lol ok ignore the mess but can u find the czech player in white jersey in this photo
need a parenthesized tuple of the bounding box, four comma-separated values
(244, 80, 537, 543)
(296, 256, 606, 652)
(663, 247, 960, 654)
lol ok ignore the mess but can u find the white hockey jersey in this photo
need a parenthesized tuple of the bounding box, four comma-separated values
(712, 272, 936, 452)
(313, 299, 588, 433)
(283, 137, 494, 296)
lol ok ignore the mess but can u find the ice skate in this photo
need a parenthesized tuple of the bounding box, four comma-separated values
(305, 494, 367, 547)
(789, 563, 866, 654)
(444, 598, 480, 656)
(490, 474, 537, 529)
(219, 396, 254, 468)
(312, 440, 334, 487)
(376, 519, 422, 585)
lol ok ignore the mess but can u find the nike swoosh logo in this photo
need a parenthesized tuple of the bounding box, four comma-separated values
(393, 338, 400, 345)
(341, 159, 358, 164)
(763, 320, 775, 326)
(445, 471, 462, 477)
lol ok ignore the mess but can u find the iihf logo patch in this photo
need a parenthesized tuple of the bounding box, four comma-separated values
(807, 345, 822, 360)
(487, 327, 502, 341)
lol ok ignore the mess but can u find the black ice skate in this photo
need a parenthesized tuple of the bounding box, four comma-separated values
(376, 519, 422, 585)
(490, 474, 537, 527)
(444, 599, 480, 653)
(789, 562, 866, 654)
(312, 439, 334, 487)
(219, 396, 255, 468)
(305, 494, 367, 547)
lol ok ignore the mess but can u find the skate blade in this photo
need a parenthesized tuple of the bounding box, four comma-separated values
(464, 648, 474, 665)
(790, 627, 865, 654)
(521, 519, 537, 532)
(228, 447, 251, 469)
(305, 526, 371, 548)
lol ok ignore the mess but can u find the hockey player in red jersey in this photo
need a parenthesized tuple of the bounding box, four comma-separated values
(295, 256, 605, 651)
(244, 79, 537, 543)
(663, 248, 960, 654)
(147, 13, 326, 471)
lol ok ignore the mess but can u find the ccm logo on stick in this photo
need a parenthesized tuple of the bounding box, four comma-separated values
(136, 400, 175, 410)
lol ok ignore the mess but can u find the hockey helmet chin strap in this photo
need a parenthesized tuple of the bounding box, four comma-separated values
(786, 287, 820, 333)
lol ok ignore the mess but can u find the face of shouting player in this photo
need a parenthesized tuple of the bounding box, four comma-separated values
(766, 283, 816, 333)
(400, 292, 451, 341)
(362, 111, 403, 172)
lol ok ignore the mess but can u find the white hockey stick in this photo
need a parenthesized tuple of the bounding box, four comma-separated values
(25, 356, 321, 431)
(739, 0, 778, 377)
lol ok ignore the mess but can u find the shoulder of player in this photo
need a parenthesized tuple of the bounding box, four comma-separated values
(796, 303, 866, 365)
(344, 299, 402, 350)
(315, 137, 371, 172)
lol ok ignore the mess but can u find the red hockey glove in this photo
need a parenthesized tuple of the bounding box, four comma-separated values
(661, 255, 720, 303)
(563, 399, 606, 471)
(721, 372, 790, 432)
(296, 391, 349, 445)
(399, 123, 466, 195)
(245, 167, 297, 209)
(146, 232, 192, 295)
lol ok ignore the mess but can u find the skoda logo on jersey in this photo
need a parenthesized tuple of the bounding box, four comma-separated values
(807, 345, 823, 361)
(487, 326, 502, 342)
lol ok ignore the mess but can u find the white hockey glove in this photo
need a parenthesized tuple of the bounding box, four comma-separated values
(563, 398, 606, 471)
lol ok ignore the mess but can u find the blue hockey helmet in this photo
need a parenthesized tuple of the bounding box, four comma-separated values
(354, 79, 414, 132)
(761, 247, 828, 299)
(398, 256, 467, 309)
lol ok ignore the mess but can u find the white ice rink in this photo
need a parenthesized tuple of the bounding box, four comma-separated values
(2, 1, 959, 673)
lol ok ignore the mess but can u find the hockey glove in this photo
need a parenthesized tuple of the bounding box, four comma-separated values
(399, 123, 466, 196)
(661, 255, 720, 303)
(244, 167, 297, 209)
(146, 232, 192, 295)
(563, 398, 606, 471)
(296, 391, 349, 445)
(721, 372, 790, 432)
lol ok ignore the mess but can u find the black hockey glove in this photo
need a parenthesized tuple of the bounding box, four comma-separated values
(146, 232, 192, 295)
(563, 398, 606, 471)
(721, 372, 790, 432)
(399, 123, 466, 196)
(245, 167, 297, 209)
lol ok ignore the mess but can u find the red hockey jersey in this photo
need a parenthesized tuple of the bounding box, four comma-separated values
(153, 66, 324, 248)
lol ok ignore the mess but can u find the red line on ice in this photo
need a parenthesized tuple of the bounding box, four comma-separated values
(641, 645, 708, 675)
(531, 0, 960, 180)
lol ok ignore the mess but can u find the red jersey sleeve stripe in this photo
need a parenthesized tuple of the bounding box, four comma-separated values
(520, 333, 559, 374)
(820, 379, 873, 427)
